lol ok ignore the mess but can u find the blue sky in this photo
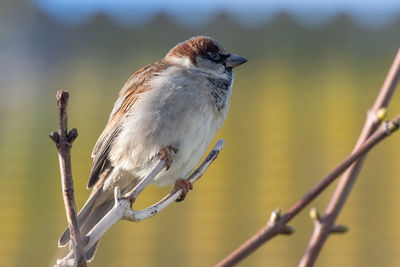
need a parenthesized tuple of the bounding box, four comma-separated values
(35, 0, 400, 27)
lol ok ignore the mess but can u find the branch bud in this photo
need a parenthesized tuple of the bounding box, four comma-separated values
(49, 131, 60, 144)
(376, 108, 387, 121)
(330, 224, 348, 234)
(309, 207, 321, 221)
(68, 128, 78, 143)
(56, 90, 69, 107)
(385, 119, 400, 134)
(282, 225, 295, 235)
(268, 208, 281, 226)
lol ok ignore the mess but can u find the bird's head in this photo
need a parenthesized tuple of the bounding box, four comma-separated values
(165, 36, 247, 75)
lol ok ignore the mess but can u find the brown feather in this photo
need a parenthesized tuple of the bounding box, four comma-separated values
(166, 36, 223, 64)
(88, 37, 222, 188)
(88, 59, 170, 188)
(89, 37, 223, 188)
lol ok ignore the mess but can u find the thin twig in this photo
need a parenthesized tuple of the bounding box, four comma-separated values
(299, 48, 400, 267)
(50, 90, 87, 267)
(215, 114, 400, 267)
(83, 158, 168, 252)
(58, 139, 225, 266)
(124, 139, 226, 222)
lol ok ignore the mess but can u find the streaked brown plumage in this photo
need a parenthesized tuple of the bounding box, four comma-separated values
(58, 36, 247, 261)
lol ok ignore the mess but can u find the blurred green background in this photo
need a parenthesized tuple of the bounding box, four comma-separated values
(1, 0, 400, 266)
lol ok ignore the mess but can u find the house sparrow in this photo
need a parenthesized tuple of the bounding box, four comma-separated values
(58, 36, 247, 260)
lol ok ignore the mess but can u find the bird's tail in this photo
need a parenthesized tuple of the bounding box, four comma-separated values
(58, 191, 115, 261)
(58, 167, 141, 261)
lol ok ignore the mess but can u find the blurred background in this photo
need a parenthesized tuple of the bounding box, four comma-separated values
(1, 0, 400, 266)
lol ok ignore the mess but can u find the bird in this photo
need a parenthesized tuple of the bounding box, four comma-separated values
(58, 36, 247, 260)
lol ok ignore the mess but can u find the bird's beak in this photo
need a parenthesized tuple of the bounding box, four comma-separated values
(225, 54, 247, 68)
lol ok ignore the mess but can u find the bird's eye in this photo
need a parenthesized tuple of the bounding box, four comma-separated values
(208, 52, 220, 62)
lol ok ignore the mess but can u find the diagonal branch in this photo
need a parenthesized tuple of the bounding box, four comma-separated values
(50, 90, 87, 267)
(299, 48, 400, 267)
(58, 139, 225, 266)
(215, 116, 400, 266)
(124, 139, 226, 222)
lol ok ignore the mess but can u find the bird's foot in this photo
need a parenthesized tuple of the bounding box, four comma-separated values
(174, 179, 193, 202)
(158, 145, 178, 170)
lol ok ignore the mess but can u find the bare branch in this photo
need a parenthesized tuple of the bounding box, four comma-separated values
(215, 115, 400, 267)
(58, 139, 225, 266)
(124, 139, 225, 222)
(51, 90, 87, 267)
(83, 158, 168, 252)
(299, 48, 400, 267)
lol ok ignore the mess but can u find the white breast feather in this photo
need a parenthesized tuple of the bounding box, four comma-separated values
(110, 66, 232, 186)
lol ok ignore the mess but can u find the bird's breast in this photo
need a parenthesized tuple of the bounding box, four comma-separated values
(110, 68, 230, 186)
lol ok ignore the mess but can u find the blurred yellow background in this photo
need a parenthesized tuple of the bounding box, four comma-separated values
(1, 0, 400, 266)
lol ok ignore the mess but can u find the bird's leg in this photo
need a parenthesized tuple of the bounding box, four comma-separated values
(174, 179, 193, 202)
(158, 145, 178, 170)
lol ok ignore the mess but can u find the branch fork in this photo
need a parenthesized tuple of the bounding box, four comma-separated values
(216, 49, 400, 267)
(51, 90, 87, 267)
(52, 89, 226, 266)
(309, 208, 347, 234)
(57, 138, 225, 266)
(268, 208, 294, 235)
(299, 49, 400, 267)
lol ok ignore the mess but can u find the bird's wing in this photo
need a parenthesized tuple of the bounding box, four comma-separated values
(87, 59, 169, 188)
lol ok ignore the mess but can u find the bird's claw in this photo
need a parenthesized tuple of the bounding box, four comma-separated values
(174, 179, 193, 202)
(158, 145, 178, 170)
